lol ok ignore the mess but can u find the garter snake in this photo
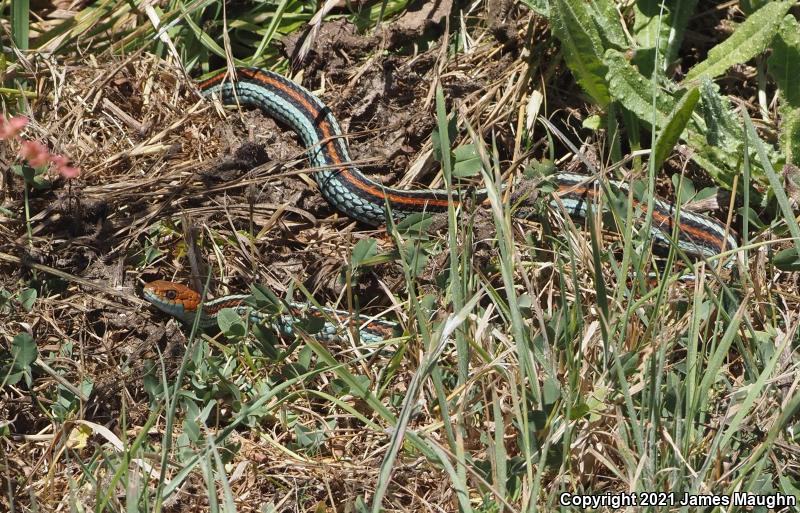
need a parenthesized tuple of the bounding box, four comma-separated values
(143, 280, 397, 344)
(144, 67, 738, 341)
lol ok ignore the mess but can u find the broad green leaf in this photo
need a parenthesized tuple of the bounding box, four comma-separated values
(582, 114, 602, 130)
(683, 1, 792, 83)
(351, 237, 378, 268)
(686, 142, 747, 189)
(774, 247, 800, 271)
(550, 0, 611, 107)
(294, 423, 326, 450)
(183, 416, 201, 443)
(632, 0, 670, 77)
(671, 174, 697, 204)
(401, 241, 429, 278)
(252, 323, 280, 359)
(694, 186, 718, 202)
(295, 314, 325, 336)
(542, 377, 561, 406)
(605, 50, 772, 189)
(784, 109, 800, 166)
(632, 0, 663, 49)
(18, 288, 36, 312)
(779, 472, 800, 504)
(12, 332, 37, 369)
(767, 16, 800, 108)
(651, 87, 699, 172)
(217, 308, 246, 338)
(452, 144, 482, 177)
(248, 283, 281, 312)
(395, 212, 436, 235)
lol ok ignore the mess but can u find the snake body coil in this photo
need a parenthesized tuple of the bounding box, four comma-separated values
(144, 68, 738, 340)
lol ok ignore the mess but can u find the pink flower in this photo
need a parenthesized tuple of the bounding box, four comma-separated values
(19, 140, 51, 167)
(58, 166, 81, 179)
(50, 154, 68, 167)
(50, 153, 81, 179)
(0, 116, 28, 140)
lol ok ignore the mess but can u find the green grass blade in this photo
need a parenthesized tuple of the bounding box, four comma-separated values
(252, 0, 291, 59)
(743, 109, 800, 254)
(209, 435, 237, 513)
(11, 0, 29, 51)
(371, 293, 483, 513)
(694, 298, 746, 416)
(715, 332, 792, 453)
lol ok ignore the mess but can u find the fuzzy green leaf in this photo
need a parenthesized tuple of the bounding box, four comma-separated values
(550, 0, 611, 107)
(517, 0, 549, 17)
(586, 0, 627, 51)
(683, 0, 792, 83)
(605, 50, 767, 190)
(784, 109, 800, 167)
(767, 15, 800, 109)
(652, 87, 700, 172)
(699, 77, 741, 150)
(605, 49, 675, 127)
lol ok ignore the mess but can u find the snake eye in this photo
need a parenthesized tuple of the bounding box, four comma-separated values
(165, 290, 178, 301)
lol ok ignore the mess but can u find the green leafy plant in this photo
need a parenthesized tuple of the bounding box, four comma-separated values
(548, 0, 794, 200)
(1, 333, 37, 387)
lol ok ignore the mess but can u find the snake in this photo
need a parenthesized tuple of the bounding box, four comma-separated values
(143, 67, 739, 341)
(142, 280, 397, 344)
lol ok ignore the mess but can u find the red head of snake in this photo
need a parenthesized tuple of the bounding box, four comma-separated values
(143, 280, 202, 312)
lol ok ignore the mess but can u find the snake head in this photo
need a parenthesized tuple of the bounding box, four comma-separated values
(143, 280, 202, 322)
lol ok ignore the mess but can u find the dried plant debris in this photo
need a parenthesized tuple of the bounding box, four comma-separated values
(2, 1, 800, 511)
